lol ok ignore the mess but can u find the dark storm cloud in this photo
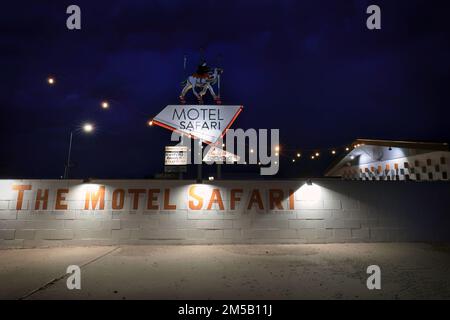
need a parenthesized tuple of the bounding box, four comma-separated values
(0, 0, 449, 178)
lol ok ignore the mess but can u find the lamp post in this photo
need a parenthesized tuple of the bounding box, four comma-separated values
(63, 123, 94, 179)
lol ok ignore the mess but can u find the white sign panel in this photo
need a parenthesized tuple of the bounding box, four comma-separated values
(165, 146, 188, 166)
(203, 146, 240, 163)
(153, 105, 243, 144)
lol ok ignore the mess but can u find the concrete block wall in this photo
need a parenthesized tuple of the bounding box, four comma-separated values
(0, 179, 449, 247)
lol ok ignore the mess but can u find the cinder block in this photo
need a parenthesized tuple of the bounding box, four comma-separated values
(224, 229, 242, 239)
(104, 219, 121, 230)
(350, 211, 369, 219)
(75, 229, 111, 239)
(351, 228, 370, 240)
(296, 200, 324, 210)
(243, 229, 281, 239)
(232, 219, 251, 229)
(195, 220, 232, 229)
(119, 220, 141, 229)
(205, 229, 224, 239)
(323, 200, 341, 210)
(15, 229, 36, 240)
(297, 229, 316, 240)
(111, 229, 131, 240)
(0, 211, 17, 220)
(334, 229, 352, 240)
(0, 200, 10, 210)
(137, 228, 187, 240)
(280, 229, 297, 239)
(289, 220, 324, 229)
(188, 211, 224, 220)
(186, 229, 206, 239)
(35, 229, 74, 240)
(316, 229, 333, 239)
(332, 211, 352, 219)
(23, 220, 64, 229)
(370, 228, 393, 241)
(341, 199, 360, 210)
(138, 219, 160, 229)
(0, 229, 15, 240)
(251, 219, 288, 229)
(295, 210, 332, 220)
(325, 219, 360, 229)
(0, 220, 24, 229)
(0, 239, 24, 248)
(64, 220, 102, 229)
(159, 218, 196, 229)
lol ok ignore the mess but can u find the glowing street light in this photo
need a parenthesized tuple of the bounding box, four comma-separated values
(101, 101, 109, 109)
(47, 77, 55, 85)
(83, 123, 94, 132)
(315, 152, 320, 157)
(147, 120, 153, 126)
(296, 153, 301, 158)
(332, 150, 336, 155)
(63, 122, 94, 179)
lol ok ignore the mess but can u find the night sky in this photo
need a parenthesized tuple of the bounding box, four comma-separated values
(1, 0, 449, 179)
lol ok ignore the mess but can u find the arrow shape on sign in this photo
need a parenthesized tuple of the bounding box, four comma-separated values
(152, 105, 243, 144)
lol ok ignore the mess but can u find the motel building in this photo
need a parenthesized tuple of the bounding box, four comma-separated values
(0, 138, 450, 247)
(325, 139, 450, 181)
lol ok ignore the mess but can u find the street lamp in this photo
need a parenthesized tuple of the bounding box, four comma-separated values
(63, 122, 94, 179)
(83, 123, 93, 132)
(101, 101, 109, 109)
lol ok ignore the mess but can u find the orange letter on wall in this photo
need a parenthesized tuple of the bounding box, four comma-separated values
(12, 185, 32, 210)
(128, 189, 146, 210)
(230, 189, 243, 210)
(84, 186, 105, 210)
(55, 189, 69, 210)
(163, 189, 176, 210)
(269, 189, 284, 210)
(188, 186, 203, 210)
(35, 189, 49, 210)
(247, 189, 264, 210)
(112, 189, 125, 210)
(207, 189, 225, 210)
(147, 189, 160, 210)
(289, 189, 295, 210)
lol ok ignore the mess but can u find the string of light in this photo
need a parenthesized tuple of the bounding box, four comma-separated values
(275, 143, 364, 162)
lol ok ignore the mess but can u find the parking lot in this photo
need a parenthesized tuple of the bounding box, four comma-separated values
(1, 243, 449, 300)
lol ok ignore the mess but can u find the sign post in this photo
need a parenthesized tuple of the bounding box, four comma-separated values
(197, 141, 202, 183)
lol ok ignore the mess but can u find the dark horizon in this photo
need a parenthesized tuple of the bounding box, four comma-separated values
(1, 0, 450, 179)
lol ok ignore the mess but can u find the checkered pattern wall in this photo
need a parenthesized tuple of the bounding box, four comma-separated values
(341, 152, 449, 181)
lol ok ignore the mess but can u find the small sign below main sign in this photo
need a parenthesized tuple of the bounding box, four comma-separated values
(153, 105, 243, 144)
(165, 146, 188, 166)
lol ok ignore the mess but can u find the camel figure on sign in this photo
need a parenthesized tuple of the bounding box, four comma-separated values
(179, 67, 223, 104)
